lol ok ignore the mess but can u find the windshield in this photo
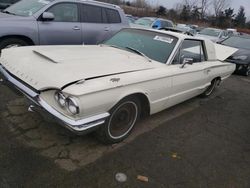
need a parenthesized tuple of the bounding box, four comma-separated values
(221, 36, 250, 50)
(4, 0, 54, 17)
(134, 18, 155, 26)
(199, 28, 221, 37)
(104, 29, 178, 63)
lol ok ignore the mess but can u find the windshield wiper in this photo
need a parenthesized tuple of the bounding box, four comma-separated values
(102, 44, 152, 62)
(2, 10, 16, 15)
(125, 46, 152, 62)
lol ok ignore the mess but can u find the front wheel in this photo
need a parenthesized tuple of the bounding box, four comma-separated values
(96, 97, 141, 144)
(0, 38, 29, 52)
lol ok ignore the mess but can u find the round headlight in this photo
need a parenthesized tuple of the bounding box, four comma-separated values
(66, 97, 80, 115)
(55, 92, 66, 107)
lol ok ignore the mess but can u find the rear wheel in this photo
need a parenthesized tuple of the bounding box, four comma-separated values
(201, 79, 218, 97)
(244, 65, 250, 76)
(96, 97, 141, 144)
(0, 38, 29, 52)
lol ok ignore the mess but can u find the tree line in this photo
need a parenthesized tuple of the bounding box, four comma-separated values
(97, 0, 250, 29)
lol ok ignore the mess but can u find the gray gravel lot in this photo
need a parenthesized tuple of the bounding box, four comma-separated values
(0, 75, 249, 187)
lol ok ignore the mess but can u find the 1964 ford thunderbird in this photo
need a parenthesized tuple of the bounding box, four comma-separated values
(0, 28, 237, 144)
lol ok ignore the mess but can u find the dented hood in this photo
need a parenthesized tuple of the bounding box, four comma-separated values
(0, 45, 156, 90)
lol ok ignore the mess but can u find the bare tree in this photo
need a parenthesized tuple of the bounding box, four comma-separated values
(135, 0, 148, 8)
(199, 0, 211, 18)
(213, 0, 231, 17)
(182, 0, 199, 9)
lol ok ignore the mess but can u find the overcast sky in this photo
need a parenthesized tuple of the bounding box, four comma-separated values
(146, 0, 250, 18)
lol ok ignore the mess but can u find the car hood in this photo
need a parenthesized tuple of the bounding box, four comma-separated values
(130, 23, 151, 29)
(0, 12, 32, 21)
(226, 48, 250, 64)
(0, 45, 158, 90)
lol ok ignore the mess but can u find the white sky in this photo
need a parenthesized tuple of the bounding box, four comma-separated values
(145, 0, 250, 18)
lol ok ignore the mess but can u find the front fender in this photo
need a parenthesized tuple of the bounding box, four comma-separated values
(0, 20, 39, 44)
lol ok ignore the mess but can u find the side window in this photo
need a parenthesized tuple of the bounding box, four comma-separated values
(172, 40, 205, 64)
(82, 4, 103, 23)
(47, 3, 78, 22)
(162, 21, 172, 28)
(223, 31, 229, 37)
(105, 8, 121, 23)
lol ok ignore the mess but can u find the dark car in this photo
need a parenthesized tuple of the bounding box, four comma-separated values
(221, 36, 250, 76)
(0, 0, 19, 10)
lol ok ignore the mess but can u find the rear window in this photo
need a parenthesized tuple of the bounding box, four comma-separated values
(161, 21, 173, 28)
(81, 4, 121, 24)
(105, 8, 121, 23)
(82, 4, 103, 23)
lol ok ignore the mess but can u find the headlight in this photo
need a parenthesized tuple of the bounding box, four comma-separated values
(232, 55, 248, 61)
(55, 92, 66, 107)
(66, 97, 80, 115)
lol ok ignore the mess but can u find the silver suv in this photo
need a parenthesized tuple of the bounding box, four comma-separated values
(0, 0, 129, 50)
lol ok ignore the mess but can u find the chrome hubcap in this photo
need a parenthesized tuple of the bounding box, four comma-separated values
(108, 101, 138, 139)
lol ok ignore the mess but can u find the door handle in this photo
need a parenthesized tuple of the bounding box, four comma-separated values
(104, 27, 110, 31)
(73, 26, 80, 30)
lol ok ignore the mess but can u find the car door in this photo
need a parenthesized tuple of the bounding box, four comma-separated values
(37, 2, 82, 45)
(80, 4, 113, 45)
(166, 39, 210, 107)
(104, 8, 124, 40)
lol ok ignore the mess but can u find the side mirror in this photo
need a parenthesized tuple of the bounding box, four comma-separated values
(41, 12, 54, 21)
(152, 25, 158, 29)
(180, 57, 193, 68)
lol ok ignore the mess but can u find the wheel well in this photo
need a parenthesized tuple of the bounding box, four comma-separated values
(215, 77, 221, 81)
(213, 77, 222, 85)
(0, 35, 34, 45)
(123, 93, 150, 118)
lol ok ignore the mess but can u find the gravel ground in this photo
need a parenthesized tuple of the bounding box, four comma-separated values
(0, 75, 249, 188)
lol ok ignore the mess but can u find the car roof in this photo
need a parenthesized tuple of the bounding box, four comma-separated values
(130, 27, 193, 40)
(156, 18, 173, 22)
(119, 28, 236, 62)
(68, 0, 122, 9)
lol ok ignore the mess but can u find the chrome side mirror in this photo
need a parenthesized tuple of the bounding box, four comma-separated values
(180, 58, 193, 68)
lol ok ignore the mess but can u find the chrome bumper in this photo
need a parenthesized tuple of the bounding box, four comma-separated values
(0, 64, 109, 134)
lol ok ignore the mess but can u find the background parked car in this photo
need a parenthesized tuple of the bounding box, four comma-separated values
(0, 0, 19, 10)
(125, 14, 137, 24)
(131, 17, 174, 29)
(0, 0, 129, 51)
(221, 35, 250, 76)
(176, 24, 197, 36)
(196, 27, 229, 42)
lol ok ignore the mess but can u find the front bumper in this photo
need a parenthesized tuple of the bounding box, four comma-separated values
(0, 64, 109, 134)
(226, 60, 250, 75)
(234, 64, 250, 75)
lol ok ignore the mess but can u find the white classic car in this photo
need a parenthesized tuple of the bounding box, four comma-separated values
(0, 28, 237, 144)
